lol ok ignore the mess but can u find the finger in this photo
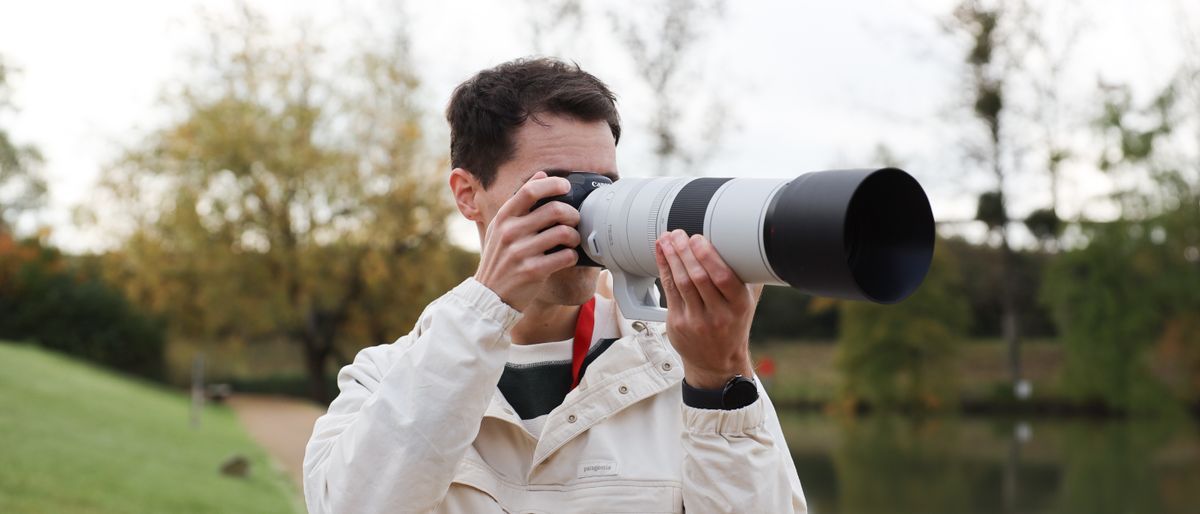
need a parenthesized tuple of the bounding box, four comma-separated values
(497, 173, 571, 219)
(489, 201, 579, 252)
(690, 235, 748, 303)
(523, 246, 579, 276)
(661, 231, 703, 308)
(673, 232, 724, 307)
(515, 224, 581, 255)
(519, 199, 581, 233)
(654, 236, 684, 308)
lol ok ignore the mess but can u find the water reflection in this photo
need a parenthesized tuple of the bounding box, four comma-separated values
(780, 412, 1200, 514)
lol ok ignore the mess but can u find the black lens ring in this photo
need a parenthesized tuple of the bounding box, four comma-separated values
(666, 178, 733, 237)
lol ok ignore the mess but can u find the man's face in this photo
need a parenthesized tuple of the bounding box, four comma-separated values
(473, 113, 619, 306)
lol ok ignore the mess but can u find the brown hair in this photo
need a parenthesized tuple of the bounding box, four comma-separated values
(446, 57, 621, 188)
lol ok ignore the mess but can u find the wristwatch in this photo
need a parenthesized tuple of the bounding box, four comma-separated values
(682, 375, 759, 410)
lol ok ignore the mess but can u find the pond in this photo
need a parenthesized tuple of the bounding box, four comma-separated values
(779, 412, 1200, 514)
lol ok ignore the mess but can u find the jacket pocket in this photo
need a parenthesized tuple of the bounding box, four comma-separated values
(518, 482, 681, 514)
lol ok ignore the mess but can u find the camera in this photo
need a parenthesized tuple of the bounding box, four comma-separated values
(535, 168, 935, 322)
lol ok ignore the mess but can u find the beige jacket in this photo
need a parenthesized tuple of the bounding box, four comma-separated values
(303, 277, 807, 513)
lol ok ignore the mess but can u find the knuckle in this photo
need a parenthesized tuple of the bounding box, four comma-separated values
(563, 229, 581, 247)
(550, 225, 570, 241)
(497, 225, 518, 245)
(516, 186, 534, 203)
(554, 202, 573, 217)
(517, 260, 539, 277)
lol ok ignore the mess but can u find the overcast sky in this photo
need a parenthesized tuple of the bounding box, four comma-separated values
(0, 0, 1195, 251)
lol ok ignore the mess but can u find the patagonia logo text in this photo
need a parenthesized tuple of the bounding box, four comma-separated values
(577, 460, 619, 479)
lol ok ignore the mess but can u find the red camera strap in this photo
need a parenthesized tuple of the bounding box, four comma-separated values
(570, 297, 597, 390)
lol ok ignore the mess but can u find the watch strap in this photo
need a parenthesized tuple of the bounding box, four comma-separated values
(682, 378, 726, 409)
(682, 375, 759, 410)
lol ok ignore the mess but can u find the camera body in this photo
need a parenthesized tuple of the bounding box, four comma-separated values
(533, 173, 613, 267)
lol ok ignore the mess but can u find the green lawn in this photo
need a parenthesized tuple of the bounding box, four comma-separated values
(0, 342, 300, 514)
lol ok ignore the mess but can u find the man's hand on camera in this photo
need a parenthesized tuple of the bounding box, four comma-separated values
(654, 230, 763, 390)
(475, 171, 581, 312)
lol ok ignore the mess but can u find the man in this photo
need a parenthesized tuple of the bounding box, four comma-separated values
(303, 58, 807, 513)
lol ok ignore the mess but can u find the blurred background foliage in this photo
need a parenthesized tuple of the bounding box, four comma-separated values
(0, 231, 166, 380)
(80, 9, 476, 402)
(836, 240, 969, 411)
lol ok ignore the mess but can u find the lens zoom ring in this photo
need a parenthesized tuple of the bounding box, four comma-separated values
(666, 178, 732, 236)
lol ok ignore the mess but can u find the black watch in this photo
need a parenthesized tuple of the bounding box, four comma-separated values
(682, 375, 759, 410)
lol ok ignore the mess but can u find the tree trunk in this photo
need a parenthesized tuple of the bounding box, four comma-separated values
(992, 119, 1022, 391)
(999, 228, 1023, 388)
(303, 340, 332, 404)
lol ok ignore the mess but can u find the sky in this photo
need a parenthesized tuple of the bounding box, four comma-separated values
(0, 0, 1195, 252)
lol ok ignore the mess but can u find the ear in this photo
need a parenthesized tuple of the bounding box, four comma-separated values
(449, 168, 484, 222)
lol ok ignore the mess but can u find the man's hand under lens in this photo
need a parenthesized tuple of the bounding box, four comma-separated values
(654, 229, 763, 390)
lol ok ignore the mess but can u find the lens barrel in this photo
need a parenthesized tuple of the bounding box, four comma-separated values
(573, 167, 934, 320)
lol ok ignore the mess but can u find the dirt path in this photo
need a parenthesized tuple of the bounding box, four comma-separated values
(227, 394, 326, 490)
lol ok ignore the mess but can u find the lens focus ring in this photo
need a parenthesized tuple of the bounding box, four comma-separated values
(666, 178, 732, 237)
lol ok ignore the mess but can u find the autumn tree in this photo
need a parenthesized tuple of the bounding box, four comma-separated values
(0, 57, 46, 233)
(94, 7, 471, 402)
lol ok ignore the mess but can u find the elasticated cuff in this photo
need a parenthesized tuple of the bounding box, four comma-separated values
(682, 397, 765, 435)
(449, 277, 523, 332)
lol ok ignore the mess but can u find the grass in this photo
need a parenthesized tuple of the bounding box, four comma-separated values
(0, 342, 301, 514)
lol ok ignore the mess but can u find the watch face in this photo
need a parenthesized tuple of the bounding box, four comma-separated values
(723, 377, 759, 409)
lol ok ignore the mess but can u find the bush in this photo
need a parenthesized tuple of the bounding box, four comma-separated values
(836, 239, 969, 410)
(940, 237, 1058, 339)
(751, 287, 838, 342)
(1041, 209, 1200, 412)
(0, 233, 166, 380)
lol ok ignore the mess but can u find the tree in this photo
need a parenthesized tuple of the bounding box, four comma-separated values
(1042, 73, 1200, 411)
(0, 232, 166, 379)
(93, 7, 471, 402)
(524, 0, 730, 177)
(943, 0, 1080, 393)
(0, 57, 46, 233)
(608, 0, 729, 176)
(836, 240, 969, 410)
